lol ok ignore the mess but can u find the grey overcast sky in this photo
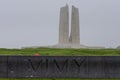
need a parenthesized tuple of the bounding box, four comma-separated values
(0, 0, 120, 49)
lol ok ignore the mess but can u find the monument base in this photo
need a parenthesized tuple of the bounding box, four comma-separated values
(48, 44, 105, 49)
(51, 44, 87, 48)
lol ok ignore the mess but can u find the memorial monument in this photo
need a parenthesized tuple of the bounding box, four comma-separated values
(52, 5, 87, 48)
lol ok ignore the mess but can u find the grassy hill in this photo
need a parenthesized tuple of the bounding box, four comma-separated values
(0, 48, 120, 80)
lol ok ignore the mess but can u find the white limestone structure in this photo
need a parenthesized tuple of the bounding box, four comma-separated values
(51, 5, 88, 48)
(69, 6, 80, 45)
(59, 5, 69, 45)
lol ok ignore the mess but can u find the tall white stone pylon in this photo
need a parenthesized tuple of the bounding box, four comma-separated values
(59, 4, 69, 44)
(52, 5, 88, 48)
(69, 6, 80, 45)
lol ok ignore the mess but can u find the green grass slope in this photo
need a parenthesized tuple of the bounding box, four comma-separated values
(0, 48, 120, 56)
(0, 48, 120, 80)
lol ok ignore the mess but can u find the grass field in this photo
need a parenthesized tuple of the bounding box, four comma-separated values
(0, 47, 120, 80)
(0, 47, 120, 56)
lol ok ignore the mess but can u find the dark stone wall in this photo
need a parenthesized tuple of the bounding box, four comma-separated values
(0, 56, 120, 78)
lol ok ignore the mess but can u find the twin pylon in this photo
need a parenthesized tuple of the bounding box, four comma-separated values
(51, 4, 88, 48)
(59, 4, 80, 46)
